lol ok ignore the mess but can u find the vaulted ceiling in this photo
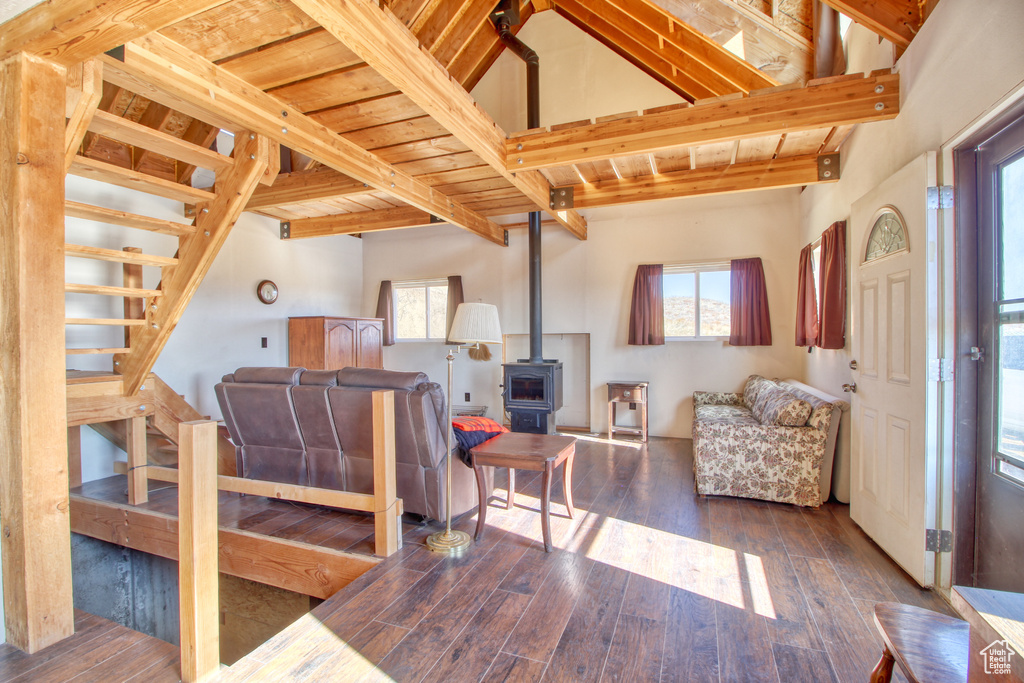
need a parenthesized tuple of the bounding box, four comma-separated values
(3, 0, 938, 244)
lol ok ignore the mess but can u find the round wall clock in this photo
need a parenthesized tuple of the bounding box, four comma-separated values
(865, 206, 908, 262)
(256, 279, 279, 304)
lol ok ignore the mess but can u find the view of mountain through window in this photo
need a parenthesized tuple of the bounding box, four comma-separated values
(664, 267, 731, 338)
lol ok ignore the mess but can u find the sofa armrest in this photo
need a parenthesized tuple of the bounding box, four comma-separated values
(693, 391, 744, 407)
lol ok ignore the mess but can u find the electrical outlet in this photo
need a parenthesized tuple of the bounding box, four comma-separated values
(464, 392, 471, 402)
(261, 337, 268, 348)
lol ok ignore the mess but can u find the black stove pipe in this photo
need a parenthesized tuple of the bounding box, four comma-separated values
(495, 17, 544, 364)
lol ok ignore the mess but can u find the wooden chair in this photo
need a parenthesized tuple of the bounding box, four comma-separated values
(870, 602, 969, 683)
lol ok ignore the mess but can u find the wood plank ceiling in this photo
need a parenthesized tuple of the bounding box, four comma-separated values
(55, 0, 932, 242)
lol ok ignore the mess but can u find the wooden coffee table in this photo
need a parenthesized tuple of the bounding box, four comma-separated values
(470, 432, 576, 552)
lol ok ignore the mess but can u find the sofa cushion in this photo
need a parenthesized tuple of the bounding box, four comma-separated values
(756, 389, 812, 427)
(338, 367, 429, 390)
(742, 374, 774, 410)
(694, 404, 759, 426)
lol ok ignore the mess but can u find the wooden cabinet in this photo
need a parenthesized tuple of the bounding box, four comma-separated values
(288, 317, 383, 370)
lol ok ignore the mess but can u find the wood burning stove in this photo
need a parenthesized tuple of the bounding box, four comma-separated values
(503, 361, 563, 434)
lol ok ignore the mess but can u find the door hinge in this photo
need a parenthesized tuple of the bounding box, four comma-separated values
(925, 528, 953, 553)
(927, 185, 954, 210)
(928, 358, 954, 382)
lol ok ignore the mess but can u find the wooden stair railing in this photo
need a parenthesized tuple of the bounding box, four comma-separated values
(73, 372, 237, 475)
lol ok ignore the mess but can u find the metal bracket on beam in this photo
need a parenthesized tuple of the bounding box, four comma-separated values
(105, 45, 125, 62)
(817, 153, 840, 181)
(550, 186, 574, 210)
(504, 230, 509, 246)
(429, 215, 445, 224)
(280, 222, 291, 239)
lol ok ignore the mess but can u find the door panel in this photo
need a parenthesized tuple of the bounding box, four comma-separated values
(850, 152, 935, 587)
(974, 114, 1024, 592)
(888, 272, 912, 385)
(861, 280, 879, 377)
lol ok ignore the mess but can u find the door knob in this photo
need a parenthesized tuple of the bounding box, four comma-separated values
(842, 382, 857, 393)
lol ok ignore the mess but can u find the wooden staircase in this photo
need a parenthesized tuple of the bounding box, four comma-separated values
(63, 58, 270, 394)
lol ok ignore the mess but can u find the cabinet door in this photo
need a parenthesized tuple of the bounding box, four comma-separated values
(357, 320, 383, 369)
(325, 319, 358, 369)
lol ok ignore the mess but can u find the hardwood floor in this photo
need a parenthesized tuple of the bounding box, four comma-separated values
(0, 611, 179, 683)
(222, 436, 955, 682)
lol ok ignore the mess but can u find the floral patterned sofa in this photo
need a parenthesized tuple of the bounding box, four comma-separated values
(692, 375, 848, 507)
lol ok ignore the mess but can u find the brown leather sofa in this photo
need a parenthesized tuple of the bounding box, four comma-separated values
(215, 366, 491, 522)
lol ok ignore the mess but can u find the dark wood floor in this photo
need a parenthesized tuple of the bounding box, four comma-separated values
(220, 436, 954, 682)
(0, 611, 179, 683)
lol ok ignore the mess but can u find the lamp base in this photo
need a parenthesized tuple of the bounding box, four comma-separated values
(425, 529, 472, 555)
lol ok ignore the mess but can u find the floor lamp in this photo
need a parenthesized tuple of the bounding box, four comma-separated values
(426, 302, 502, 555)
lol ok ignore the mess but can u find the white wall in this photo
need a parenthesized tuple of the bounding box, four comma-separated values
(472, 11, 682, 132)
(363, 189, 806, 438)
(65, 173, 364, 481)
(799, 0, 1024, 392)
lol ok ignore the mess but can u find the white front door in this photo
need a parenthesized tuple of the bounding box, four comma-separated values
(850, 152, 937, 586)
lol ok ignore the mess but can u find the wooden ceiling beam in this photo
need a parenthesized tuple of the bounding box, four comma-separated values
(0, 0, 228, 66)
(555, 0, 778, 99)
(820, 0, 920, 49)
(291, 0, 587, 240)
(285, 207, 442, 238)
(104, 34, 506, 246)
(246, 168, 369, 210)
(507, 70, 899, 170)
(567, 153, 835, 208)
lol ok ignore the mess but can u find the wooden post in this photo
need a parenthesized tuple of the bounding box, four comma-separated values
(67, 427, 82, 490)
(126, 415, 148, 504)
(371, 390, 400, 556)
(0, 52, 74, 653)
(178, 420, 219, 682)
(122, 247, 143, 350)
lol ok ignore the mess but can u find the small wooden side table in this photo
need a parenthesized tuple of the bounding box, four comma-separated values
(470, 432, 576, 552)
(608, 381, 649, 442)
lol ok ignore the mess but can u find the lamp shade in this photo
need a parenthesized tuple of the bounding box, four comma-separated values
(448, 303, 502, 344)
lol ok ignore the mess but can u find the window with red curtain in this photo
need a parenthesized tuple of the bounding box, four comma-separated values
(795, 244, 818, 347)
(628, 264, 665, 345)
(729, 257, 772, 346)
(817, 221, 847, 349)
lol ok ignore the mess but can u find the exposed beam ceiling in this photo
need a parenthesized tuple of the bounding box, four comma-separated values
(553, 0, 778, 101)
(0, 0, 226, 66)
(506, 70, 899, 170)
(290, 0, 587, 240)
(102, 34, 507, 246)
(820, 0, 922, 49)
(247, 169, 369, 210)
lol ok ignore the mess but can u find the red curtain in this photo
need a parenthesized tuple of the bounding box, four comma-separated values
(795, 244, 818, 347)
(375, 280, 395, 346)
(628, 264, 664, 345)
(445, 275, 464, 344)
(730, 257, 772, 346)
(817, 221, 847, 349)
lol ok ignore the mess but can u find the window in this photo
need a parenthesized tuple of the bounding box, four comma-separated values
(394, 279, 448, 340)
(663, 263, 731, 339)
